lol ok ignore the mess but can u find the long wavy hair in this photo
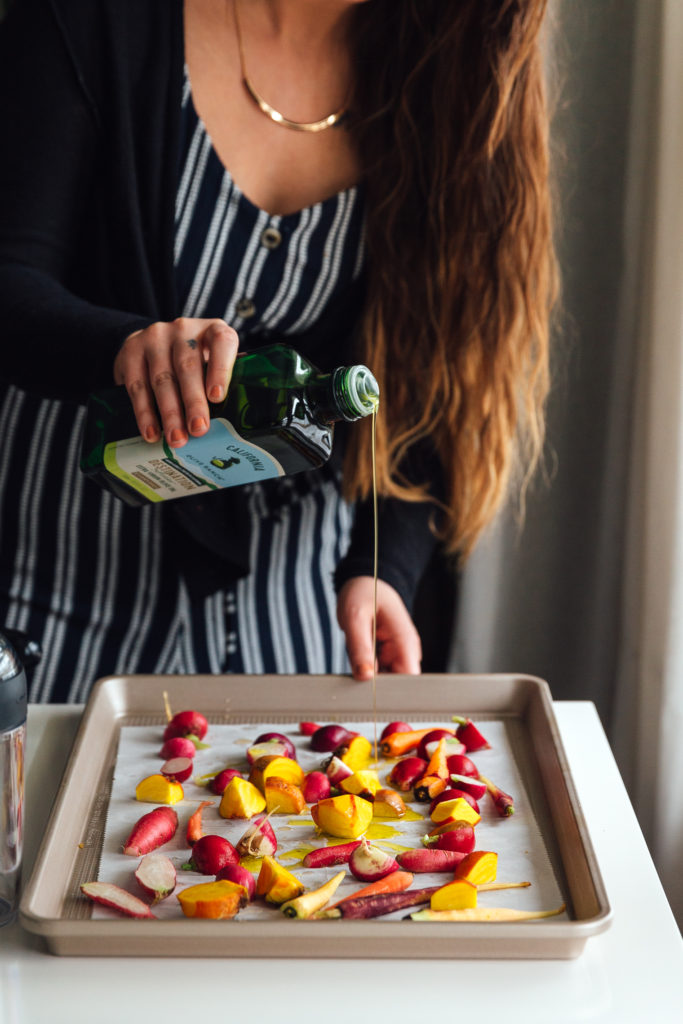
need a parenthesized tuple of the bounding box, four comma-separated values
(344, 0, 557, 559)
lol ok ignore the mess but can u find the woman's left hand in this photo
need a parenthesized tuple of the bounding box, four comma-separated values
(336, 576, 422, 680)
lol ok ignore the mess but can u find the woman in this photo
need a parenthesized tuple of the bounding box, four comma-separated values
(0, 0, 555, 700)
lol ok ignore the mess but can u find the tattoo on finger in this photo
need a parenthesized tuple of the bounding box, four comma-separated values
(186, 338, 198, 350)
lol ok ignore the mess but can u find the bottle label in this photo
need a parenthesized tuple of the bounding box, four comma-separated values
(103, 418, 284, 502)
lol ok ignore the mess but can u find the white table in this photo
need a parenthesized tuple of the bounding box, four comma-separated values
(1, 702, 681, 1024)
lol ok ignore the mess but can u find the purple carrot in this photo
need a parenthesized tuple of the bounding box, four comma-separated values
(320, 886, 441, 919)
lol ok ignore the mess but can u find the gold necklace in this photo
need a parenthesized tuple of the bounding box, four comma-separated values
(232, 0, 348, 133)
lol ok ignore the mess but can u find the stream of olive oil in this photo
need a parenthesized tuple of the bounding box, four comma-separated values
(371, 407, 379, 762)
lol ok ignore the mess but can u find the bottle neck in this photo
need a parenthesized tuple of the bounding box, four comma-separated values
(312, 365, 380, 423)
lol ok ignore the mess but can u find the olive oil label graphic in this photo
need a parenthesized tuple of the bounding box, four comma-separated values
(102, 418, 284, 502)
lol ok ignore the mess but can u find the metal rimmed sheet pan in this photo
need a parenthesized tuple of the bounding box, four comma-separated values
(19, 673, 611, 958)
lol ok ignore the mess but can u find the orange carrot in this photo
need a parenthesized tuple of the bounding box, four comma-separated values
(186, 800, 214, 846)
(380, 728, 453, 758)
(422, 737, 449, 781)
(325, 870, 414, 911)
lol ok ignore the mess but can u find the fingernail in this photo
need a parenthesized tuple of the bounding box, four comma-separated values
(169, 428, 185, 446)
(209, 385, 223, 402)
(355, 663, 374, 679)
(144, 425, 159, 442)
(189, 416, 207, 434)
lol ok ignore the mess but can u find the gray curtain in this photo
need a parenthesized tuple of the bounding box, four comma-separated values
(451, 0, 647, 725)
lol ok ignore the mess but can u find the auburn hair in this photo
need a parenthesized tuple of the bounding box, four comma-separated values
(344, 0, 557, 559)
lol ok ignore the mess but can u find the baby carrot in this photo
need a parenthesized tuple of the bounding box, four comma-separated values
(380, 728, 453, 758)
(324, 870, 414, 911)
(186, 800, 214, 846)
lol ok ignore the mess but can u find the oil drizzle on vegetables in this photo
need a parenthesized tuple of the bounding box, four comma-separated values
(371, 406, 378, 762)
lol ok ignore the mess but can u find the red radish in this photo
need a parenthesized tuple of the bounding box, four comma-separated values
(81, 882, 155, 918)
(134, 853, 177, 902)
(349, 839, 399, 882)
(322, 754, 354, 787)
(449, 773, 487, 800)
(210, 768, 243, 795)
(422, 736, 467, 759)
(452, 716, 491, 752)
(396, 848, 467, 873)
(236, 815, 277, 858)
(215, 863, 256, 901)
(160, 756, 193, 784)
(302, 840, 362, 869)
(163, 709, 208, 742)
(429, 788, 479, 815)
(123, 806, 178, 856)
(388, 756, 428, 792)
(246, 740, 294, 765)
(416, 729, 458, 761)
(446, 753, 479, 778)
(479, 774, 515, 817)
(321, 886, 441, 920)
(380, 720, 413, 741)
(302, 770, 331, 804)
(427, 825, 476, 855)
(310, 724, 358, 752)
(254, 732, 297, 759)
(159, 736, 196, 761)
(186, 800, 213, 845)
(185, 834, 239, 874)
(299, 721, 322, 736)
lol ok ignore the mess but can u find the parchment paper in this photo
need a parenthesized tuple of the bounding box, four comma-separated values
(93, 720, 566, 921)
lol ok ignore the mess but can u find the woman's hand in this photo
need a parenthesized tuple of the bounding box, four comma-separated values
(337, 576, 422, 680)
(113, 317, 239, 447)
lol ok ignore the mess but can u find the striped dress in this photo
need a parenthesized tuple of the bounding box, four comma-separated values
(0, 69, 366, 702)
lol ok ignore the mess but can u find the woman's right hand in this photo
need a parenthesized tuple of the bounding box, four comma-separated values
(113, 317, 239, 447)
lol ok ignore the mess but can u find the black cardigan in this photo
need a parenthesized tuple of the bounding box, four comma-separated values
(0, 0, 440, 610)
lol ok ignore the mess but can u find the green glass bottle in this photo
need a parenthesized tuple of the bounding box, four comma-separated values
(80, 343, 380, 507)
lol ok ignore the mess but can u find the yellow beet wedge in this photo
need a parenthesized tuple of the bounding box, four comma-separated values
(219, 776, 267, 819)
(430, 796, 481, 827)
(255, 855, 305, 904)
(339, 770, 381, 799)
(264, 777, 306, 814)
(372, 788, 407, 818)
(135, 774, 184, 805)
(338, 735, 372, 771)
(311, 794, 373, 839)
(455, 850, 498, 885)
(248, 755, 305, 793)
(177, 880, 246, 919)
(430, 878, 478, 911)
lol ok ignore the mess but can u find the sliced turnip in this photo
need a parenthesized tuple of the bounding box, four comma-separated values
(81, 882, 155, 918)
(134, 853, 177, 902)
(349, 839, 399, 882)
(160, 756, 193, 783)
(254, 732, 297, 759)
(246, 740, 295, 765)
(449, 773, 487, 800)
(322, 754, 354, 787)
(235, 815, 278, 858)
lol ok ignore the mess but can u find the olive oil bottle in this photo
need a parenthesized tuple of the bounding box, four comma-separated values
(80, 343, 379, 507)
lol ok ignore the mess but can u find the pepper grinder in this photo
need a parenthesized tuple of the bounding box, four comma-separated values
(0, 629, 29, 926)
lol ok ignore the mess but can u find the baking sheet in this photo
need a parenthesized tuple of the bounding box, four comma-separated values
(95, 720, 564, 921)
(19, 673, 612, 958)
